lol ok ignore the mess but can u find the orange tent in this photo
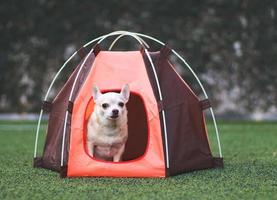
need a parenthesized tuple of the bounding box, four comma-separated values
(34, 31, 223, 178)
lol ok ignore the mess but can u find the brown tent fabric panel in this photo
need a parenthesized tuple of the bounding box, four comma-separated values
(34, 52, 95, 172)
(143, 49, 222, 176)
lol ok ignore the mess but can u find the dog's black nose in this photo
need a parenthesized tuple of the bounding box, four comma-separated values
(112, 109, 119, 115)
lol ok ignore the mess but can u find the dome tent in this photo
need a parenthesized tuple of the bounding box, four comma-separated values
(33, 31, 223, 178)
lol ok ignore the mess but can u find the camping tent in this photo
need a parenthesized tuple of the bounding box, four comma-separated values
(33, 31, 223, 178)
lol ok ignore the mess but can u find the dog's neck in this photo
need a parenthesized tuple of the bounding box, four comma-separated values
(99, 118, 119, 128)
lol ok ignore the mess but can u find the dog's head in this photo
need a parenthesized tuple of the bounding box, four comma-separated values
(92, 84, 130, 120)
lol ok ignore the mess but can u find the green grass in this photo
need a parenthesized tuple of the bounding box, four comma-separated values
(0, 121, 276, 200)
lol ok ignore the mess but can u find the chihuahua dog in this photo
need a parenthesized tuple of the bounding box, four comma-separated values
(87, 84, 130, 162)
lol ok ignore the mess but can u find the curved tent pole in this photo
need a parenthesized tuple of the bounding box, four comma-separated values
(59, 31, 150, 164)
(34, 33, 114, 158)
(60, 47, 95, 166)
(144, 49, 170, 169)
(82, 31, 124, 48)
(35, 31, 132, 159)
(94, 31, 222, 158)
(34, 109, 44, 158)
(59, 31, 149, 165)
(95, 31, 215, 101)
(34, 51, 77, 158)
(133, 32, 223, 158)
(83, 30, 148, 48)
(97, 31, 143, 45)
(108, 34, 150, 50)
(97, 31, 149, 50)
(96, 31, 222, 158)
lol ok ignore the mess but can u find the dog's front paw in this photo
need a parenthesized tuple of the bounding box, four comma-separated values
(87, 143, 94, 157)
(113, 152, 123, 162)
(113, 156, 121, 162)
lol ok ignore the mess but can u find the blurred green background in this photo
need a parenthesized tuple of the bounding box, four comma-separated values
(0, 0, 276, 119)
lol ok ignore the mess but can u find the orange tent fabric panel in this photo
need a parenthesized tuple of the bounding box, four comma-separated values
(67, 51, 166, 177)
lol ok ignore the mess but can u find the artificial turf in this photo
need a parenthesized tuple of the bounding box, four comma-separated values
(0, 121, 276, 200)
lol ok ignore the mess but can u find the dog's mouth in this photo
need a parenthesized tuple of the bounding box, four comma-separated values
(109, 114, 119, 120)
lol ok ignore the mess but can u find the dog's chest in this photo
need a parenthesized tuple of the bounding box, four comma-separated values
(91, 129, 126, 158)
(92, 129, 126, 146)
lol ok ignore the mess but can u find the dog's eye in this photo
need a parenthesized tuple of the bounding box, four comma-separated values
(118, 102, 124, 107)
(102, 103, 109, 109)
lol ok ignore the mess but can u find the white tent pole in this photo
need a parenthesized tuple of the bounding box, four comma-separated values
(34, 52, 78, 158)
(83, 31, 147, 49)
(97, 31, 146, 47)
(116, 31, 223, 158)
(131, 32, 211, 99)
(135, 32, 222, 158)
(44, 31, 127, 102)
(44, 52, 77, 101)
(60, 47, 94, 166)
(96, 31, 135, 45)
(107, 33, 144, 47)
(39, 31, 146, 162)
(61, 31, 153, 166)
(34, 109, 43, 158)
(108, 34, 150, 50)
(209, 107, 222, 157)
(35, 31, 129, 159)
(83, 31, 129, 48)
(145, 49, 170, 169)
(33, 34, 113, 159)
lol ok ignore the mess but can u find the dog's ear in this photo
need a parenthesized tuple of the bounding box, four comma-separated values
(120, 84, 130, 102)
(92, 85, 102, 101)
